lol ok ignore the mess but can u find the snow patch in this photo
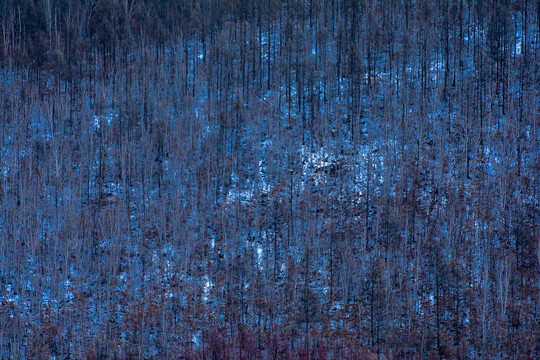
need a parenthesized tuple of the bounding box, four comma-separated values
(202, 275, 213, 302)
(256, 244, 263, 271)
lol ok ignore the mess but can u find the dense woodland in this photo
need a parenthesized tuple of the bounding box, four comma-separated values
(0, 0, 539, 359)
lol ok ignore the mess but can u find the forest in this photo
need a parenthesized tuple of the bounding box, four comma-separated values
(0, 0, 539, 359)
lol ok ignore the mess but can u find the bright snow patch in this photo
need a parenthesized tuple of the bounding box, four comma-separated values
(202, 276, 213, 302)
(256, 244, 263, 270)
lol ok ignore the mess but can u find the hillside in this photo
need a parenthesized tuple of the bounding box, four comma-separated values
(0, 0, 539, 359)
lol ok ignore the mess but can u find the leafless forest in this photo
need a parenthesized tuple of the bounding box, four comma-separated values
(0, 0, 539, 359)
